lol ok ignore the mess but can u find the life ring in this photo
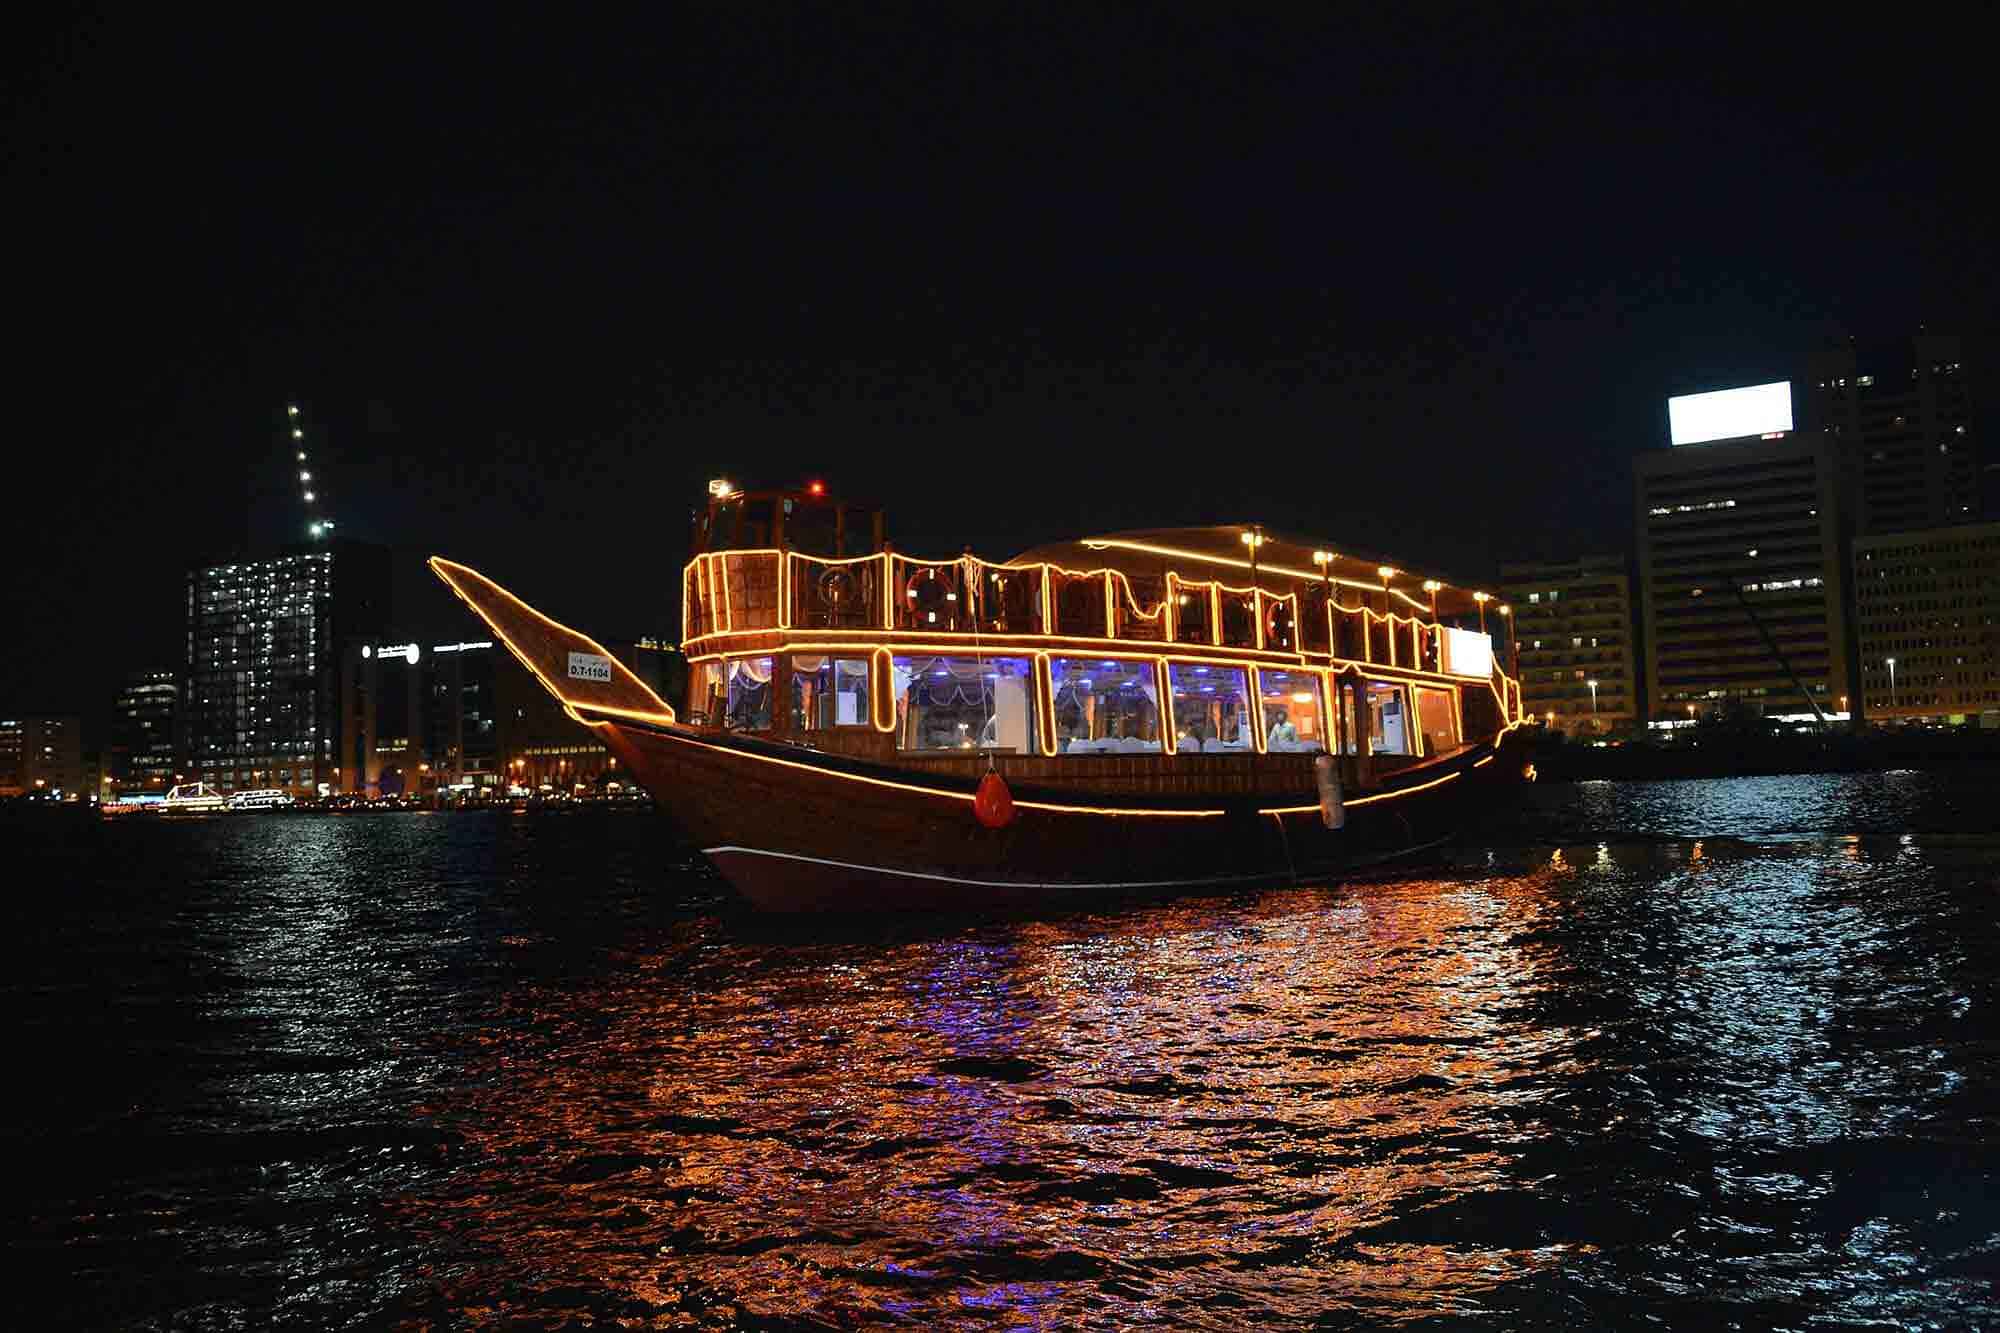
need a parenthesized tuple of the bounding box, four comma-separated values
(1265, 600, 1295, 648)
(905, 566, 955, 619)
(817, 567, 857, 609)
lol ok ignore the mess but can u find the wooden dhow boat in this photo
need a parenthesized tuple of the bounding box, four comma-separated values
(432, 483, 1533, 911)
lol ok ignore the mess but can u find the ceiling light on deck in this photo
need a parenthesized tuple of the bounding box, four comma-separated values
(708, 478, 734, 497)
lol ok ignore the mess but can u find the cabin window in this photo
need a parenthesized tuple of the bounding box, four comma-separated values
(692, 660, 724, 725)
(1361, 679, 1413, 755)
(724, 656, 774, 731)
(1167, 662, 1251, 752)
(892, 655, 1037, 753)
(1415, 685, 1459, 755)
(791, 655, 870, 729)
(1258, 668, 1325, 752)
(1050, 658, 1162, 753)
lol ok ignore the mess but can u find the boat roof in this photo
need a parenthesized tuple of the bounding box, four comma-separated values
(1011, 526, 1499, 616)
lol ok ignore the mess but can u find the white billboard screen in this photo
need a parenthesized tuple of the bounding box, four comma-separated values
(1440, 626, 1493, 679)
(1667, 381, 1792, 446)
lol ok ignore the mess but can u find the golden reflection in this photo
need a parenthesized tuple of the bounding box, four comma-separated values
(393, 870, 1597, 1324)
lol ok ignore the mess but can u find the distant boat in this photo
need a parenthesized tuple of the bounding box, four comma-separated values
(227, 788, 296, 811)
(161, 782, 229, 814)
(431, 483, 1535, 912)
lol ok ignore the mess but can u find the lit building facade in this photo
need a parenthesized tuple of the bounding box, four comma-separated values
(0, 715, 83, 798)
(1635, 419, 1852, 724)
(1501, 554, 1637, 735)
(1809, 335, 1978, 536)
(1852, 521, 2000, 727)
(110, 670, 180, 792)
(184, 540, 391, 795)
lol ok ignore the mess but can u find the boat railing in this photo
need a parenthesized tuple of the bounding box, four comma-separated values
(683, 549, 1520, 717)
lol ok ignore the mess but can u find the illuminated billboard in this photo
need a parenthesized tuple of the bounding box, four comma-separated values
(1667, 381, 1792, 446)
(1440, 626, 1493, 679)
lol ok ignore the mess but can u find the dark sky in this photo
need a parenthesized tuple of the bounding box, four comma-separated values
(5, 10, 1993, 728)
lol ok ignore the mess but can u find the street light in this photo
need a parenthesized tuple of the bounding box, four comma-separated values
(1587, 678, 1599, 721)
(1886, 657, 1897, 711)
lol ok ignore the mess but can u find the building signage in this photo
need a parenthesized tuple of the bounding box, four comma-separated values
(1440, 626, 1494, 678)
(567, 651, 614, 682)
(1667, 381, 1793, 446)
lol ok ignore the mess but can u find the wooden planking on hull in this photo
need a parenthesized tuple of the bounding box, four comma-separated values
(588, 716, 1522, 911)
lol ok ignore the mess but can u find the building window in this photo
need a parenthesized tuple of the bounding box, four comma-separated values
(1051, 658, 1160, 753)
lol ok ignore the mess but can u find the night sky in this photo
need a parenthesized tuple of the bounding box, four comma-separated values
(6, 10, 1993, 731)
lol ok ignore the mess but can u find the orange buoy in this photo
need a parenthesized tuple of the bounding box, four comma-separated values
(973, 770, 1014, 829)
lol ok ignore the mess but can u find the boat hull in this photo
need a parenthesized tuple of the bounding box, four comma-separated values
(590, 718, 1528, 912)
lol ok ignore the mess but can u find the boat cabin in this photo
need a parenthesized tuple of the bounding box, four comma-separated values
(681, 482, 1523, 785)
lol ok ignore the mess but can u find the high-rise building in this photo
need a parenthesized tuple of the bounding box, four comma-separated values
(1636, 383, 1852, 725)
(427, 640, 499, 793)
(1500, 554, 1637, 736)
(1809, 335, 1978, 536)
(1852, 521, 2000, 727)
(184, 540, 390, 795)
(0, 715, 83, 798)
(110, 670, 180, 792)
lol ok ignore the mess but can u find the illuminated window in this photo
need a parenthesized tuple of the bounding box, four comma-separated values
(791, 656, 869, 729)
(724, 657, 775, 730)
(1167, 662, 1251, 751)
(1414, 686, 1459, 754)
(1051, 658, 1160, 753)
(1353, 680, 1414, 756)
(1257, 668, 1324, 753)
(892, 656, 1036, 753)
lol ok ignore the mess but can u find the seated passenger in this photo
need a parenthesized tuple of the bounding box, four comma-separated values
(1267, 716, 1299, 751)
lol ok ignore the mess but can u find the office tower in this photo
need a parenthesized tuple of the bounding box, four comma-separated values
(1636, 382, 1851, 724)
(184, 539, 391, 795)
(0, 715, 83, 798)
(110, 670, 179, 791)
(1809, 335, 1978, 535)
(1852, 521, 2000, 727)
(1501, 554, 1637, 736)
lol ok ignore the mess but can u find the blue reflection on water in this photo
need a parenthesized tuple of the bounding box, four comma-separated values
(4, 769, 1998, 1329)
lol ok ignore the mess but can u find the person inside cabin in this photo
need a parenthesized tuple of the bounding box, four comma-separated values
(1267, 711, 1299, 751)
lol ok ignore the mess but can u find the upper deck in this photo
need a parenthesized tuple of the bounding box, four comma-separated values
(685, 488, 1516, 683)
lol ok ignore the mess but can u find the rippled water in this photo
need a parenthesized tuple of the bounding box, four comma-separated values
(8, 772, 2000, 1329)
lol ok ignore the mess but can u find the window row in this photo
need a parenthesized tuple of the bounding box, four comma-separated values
(691, 654, 1464, 758)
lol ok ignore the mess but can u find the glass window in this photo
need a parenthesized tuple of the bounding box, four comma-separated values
(1051, 658, 1161, 753)
(1258, 668, 1325, 752)
(791, 656, 870, 729)
(1414, 686, 1459, 755)
(691, 660, 724, 725)
(1167, 662, 1251, 752)
(892, 656, 1036, 753)
(725, 657, 773, 730)
(1362, 679, 1413, 755)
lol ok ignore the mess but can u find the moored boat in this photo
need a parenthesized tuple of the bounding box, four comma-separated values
(432, 483, 1533, 911)
(161, 781, 230, 815)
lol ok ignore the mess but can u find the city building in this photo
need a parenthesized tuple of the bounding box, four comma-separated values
(184, 539, 391, 795)
(110, 670, 180, 792)
(1852, 521, 2000, 727)
(332, 625, 677, 799)
(1636, 383, 1852, 725)
(1501, 554, 1637, 736)
(1809, 335, 1978, 536)
(0, 715, 84, 798)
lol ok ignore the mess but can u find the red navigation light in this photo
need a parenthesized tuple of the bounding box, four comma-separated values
(808, 480, 826, 496)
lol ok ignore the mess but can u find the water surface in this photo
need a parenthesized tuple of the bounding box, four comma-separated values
(8, 772, 1999, 1328)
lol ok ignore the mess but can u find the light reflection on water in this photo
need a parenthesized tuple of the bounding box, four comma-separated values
(6, 770, 1999, 1329)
